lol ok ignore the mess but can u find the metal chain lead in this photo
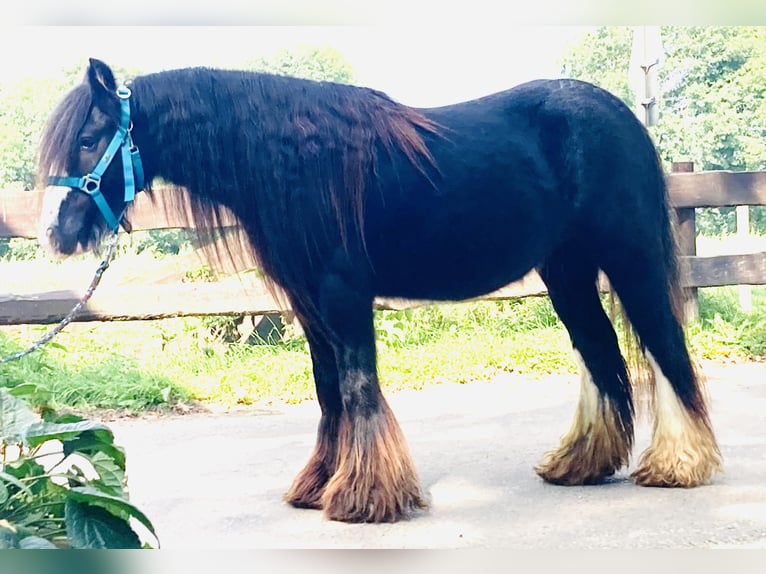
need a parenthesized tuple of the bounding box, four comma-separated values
(1, 232, 121, 363)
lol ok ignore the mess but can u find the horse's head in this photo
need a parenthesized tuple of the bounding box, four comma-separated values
(38, 58, 143, 256)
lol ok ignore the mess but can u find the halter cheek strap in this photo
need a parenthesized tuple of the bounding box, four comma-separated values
(48, 86, 145, 232)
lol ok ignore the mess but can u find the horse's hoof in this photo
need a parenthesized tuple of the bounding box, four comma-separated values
(535, 428, 629, 486)
(631, 445, 722, 488)
(321, 484, 427, 523)
(284, 461, 330, 510)
(535, 450, 620, 486)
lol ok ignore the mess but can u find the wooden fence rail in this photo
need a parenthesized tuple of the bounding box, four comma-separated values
(1, 164, 765, 325)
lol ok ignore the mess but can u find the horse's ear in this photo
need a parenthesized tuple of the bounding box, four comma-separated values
(87, 58, 117, 96)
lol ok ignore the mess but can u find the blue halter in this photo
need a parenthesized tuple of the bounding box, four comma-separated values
(48, 86, 145, 232)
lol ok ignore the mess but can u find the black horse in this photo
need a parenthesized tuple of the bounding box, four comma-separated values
(37, 59, 721, 523)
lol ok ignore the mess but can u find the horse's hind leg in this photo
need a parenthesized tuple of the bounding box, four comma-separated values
(603, 254, 722, 486)
(535, 250, 634, 485)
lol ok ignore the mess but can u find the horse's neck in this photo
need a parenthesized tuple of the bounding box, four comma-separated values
(132, 76, 252, 194)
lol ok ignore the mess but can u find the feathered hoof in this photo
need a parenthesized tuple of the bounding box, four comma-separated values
(631, 445, 722, 488)
(321, 475, 427, 523)
(316, 397, 428, 523)
(535, 442, 625, 486)
(284, 464, 327, 510)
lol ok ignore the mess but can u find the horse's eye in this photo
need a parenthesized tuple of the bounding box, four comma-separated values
(80, 137, 97, 151)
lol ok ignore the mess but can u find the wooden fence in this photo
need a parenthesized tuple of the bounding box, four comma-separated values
(1, 163, 765, 326)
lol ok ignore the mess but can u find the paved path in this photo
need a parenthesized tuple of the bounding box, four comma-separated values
(109, 362, 766, 549)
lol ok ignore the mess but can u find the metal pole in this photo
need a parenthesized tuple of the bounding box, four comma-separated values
(631, 26, 663, 127)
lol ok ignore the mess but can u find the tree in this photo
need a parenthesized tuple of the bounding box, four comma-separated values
(560, 26, 766, 234)
(246, 45, 356, 84)
(0, 76, 71, 190)
(655, 27, 766, 172)
(559, 27, 635, 107)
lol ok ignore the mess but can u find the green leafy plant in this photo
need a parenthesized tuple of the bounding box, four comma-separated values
(0, 386, 157, 549)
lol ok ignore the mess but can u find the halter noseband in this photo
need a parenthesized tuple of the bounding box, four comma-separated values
(48, 86, 145, 232)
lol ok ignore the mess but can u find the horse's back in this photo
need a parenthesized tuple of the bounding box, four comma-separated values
(365, 78, 661, 301)
(365, 85, 563, 299)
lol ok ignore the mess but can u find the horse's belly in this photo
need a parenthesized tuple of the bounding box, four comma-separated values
(369, 228, 549, 301)
(365, 125, 569, 301)
(375, 267, 532, 302)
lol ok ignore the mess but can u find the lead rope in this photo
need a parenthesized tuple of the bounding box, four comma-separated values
(1, 231, 120, 363)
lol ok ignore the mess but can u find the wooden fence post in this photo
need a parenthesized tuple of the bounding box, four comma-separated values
(672, 161, 699, 322)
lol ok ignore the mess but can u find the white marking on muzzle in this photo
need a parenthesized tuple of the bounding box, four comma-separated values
(38, 185, 73, 255)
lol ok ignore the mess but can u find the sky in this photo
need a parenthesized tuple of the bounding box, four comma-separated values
(0, 26, 590, 107)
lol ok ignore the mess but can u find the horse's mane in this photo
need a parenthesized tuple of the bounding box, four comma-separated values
(37, 84, 93, 187)
(129, 68, 440, 317)
(38, 66, 440, 322)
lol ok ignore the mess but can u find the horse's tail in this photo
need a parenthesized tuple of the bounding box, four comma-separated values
(612, 147, 693, 415)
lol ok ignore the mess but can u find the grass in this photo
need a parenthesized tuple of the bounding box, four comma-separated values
(0, 298, 575, 412)
(687, 286, 766, 359)
(1, 287, 764, 415)
(0, 233, 765, 414)
(0, 323, 195, 413)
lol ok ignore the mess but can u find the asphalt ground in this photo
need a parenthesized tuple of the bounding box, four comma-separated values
(108, 361, 766, 550)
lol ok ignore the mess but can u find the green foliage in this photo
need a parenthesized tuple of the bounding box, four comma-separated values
(0, 77, 69, 191)
(0, 238, 42, 261)
(0, 387, 157, 548)
(560, 26, 635, 106)
(130, 229, 195, 257)
(371, 299, 574, 390)
(656, 27, 766, 172)
(687, 286, 766, 358)
(1, 286, 764, 412)
(247, 45, 356, 83)
(374, 298, 561, 349)
(0, 332, 193, 413)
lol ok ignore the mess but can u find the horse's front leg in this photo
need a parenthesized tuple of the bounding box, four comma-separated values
(316, 272, 426, 523)
(284, 322, 342, 510)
